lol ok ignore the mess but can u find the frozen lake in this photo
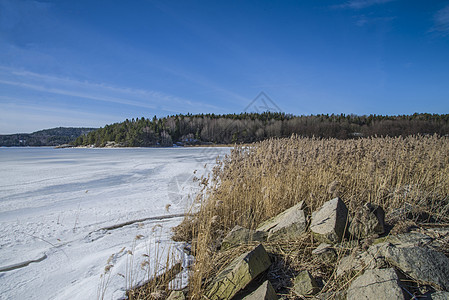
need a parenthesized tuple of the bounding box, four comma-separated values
(0, 147, 230, 300)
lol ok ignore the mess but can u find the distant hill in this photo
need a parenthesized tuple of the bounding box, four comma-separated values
(0, 127, 97, 147)
(72, 113, 449, 147)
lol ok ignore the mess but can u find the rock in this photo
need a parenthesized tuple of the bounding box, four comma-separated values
(346, 268, 405, 300)
(374, 232, 432, 247)
(337, 243, 388, 277)
(166, 290, 186, 300)
(336, 254, 363, 277)
(310, 198, 349, 244)
(312, 242, 332, 254)
(242, 280, 278, 300)
(206, 244, 271, 300)
(292, 270, 319, 296)
(388, 199, 436, 223)
(221, 226, 268, 251)
(426, 291, 449, 299)
(312, 243, 337, 261)
(349, 203, 385, 239)
(383, 243, 449, 291)
(316, 291, 347, 300)
(425, 227, 449, 248)
(256, 201, 307, 241)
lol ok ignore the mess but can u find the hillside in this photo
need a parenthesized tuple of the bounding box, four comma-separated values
(72, 113, 449, 147)
(0, 127, 97, 147)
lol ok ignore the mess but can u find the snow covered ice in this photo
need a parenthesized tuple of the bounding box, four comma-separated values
(0, 147, 230, 300)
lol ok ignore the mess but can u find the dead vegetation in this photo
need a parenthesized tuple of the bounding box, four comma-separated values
(172, 134, 449, 299)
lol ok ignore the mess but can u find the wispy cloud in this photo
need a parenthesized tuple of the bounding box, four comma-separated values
(0, 66, 227, 132)
(354, 15, 395, 27)
(334, 0, 396, 10)
(0, 66, 220, 113)
(432, 5, 449, 36)
(0, 98, 119, 134)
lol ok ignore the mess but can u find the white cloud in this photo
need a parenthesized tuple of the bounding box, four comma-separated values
(432, 5, 449, 36)
(335, 0, 396, 10)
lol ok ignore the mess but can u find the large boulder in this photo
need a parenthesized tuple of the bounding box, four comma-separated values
(310, 198, 349, 243)
(256, 201, 307, 241)
(221, 226, 267, 251)
(349, 203, 385, 239)
(383, 243, 449, 291)
(242, 280, 278, 300)
(206, 244, 271, 300)
(293, 270, 319, 296)
(346, 268, 405, 300)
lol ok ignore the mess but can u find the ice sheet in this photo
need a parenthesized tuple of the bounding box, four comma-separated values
(0, 147, 230, 300)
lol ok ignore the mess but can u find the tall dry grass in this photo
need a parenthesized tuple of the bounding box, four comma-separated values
(173, 134, 449, 299)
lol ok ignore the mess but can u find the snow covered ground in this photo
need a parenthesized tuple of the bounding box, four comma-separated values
(0, 147, 230, 300)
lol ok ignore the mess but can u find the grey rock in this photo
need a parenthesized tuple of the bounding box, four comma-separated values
(293, 270, 319, 296)
(347, 268, 405, 300)
(221, 225, 267, 251)
(374, 232, 432, 247)
(242, 280, 278, 300)
(312, 242, 333, 255)
(316, 290, 346, 300)
(383, 243, 449, 291)
(336, 253, 364, 277)
(310, 198, 349, 244)
(206, 244, 271, 300)
(349, 203, 385, 239)
(312, 243, 337, 261)
(424, 227, 449, 248)
(337, 243, 388, 277)
(257, 201, 307, 241)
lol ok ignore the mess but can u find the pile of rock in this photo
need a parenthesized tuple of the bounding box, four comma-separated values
(200, 197, 449, 300)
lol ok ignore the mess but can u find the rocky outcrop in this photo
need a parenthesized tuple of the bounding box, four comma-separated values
(256, 201, 307, 241)
(204, 197, 449, 300)
(346, 268, 405, 300)
(221, 226, 267, 251)
(206, 244, 271, 300)
(310, 198, 349, 243)
(242, 280, 278, 300)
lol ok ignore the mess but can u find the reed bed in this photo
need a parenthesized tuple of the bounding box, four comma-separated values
(173, 134, 449, 299)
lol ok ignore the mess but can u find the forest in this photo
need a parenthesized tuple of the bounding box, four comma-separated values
(71, 113, 449, 147)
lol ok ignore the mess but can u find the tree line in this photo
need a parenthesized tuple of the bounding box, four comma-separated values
(71, 112, 449, 147)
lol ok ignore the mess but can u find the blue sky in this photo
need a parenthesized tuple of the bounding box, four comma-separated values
(1, 0, 449, 133)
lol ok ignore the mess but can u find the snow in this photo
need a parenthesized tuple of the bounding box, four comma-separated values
(0, 147, 230, 300)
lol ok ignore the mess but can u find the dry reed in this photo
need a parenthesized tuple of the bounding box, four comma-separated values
(173, 134, 449, 299)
